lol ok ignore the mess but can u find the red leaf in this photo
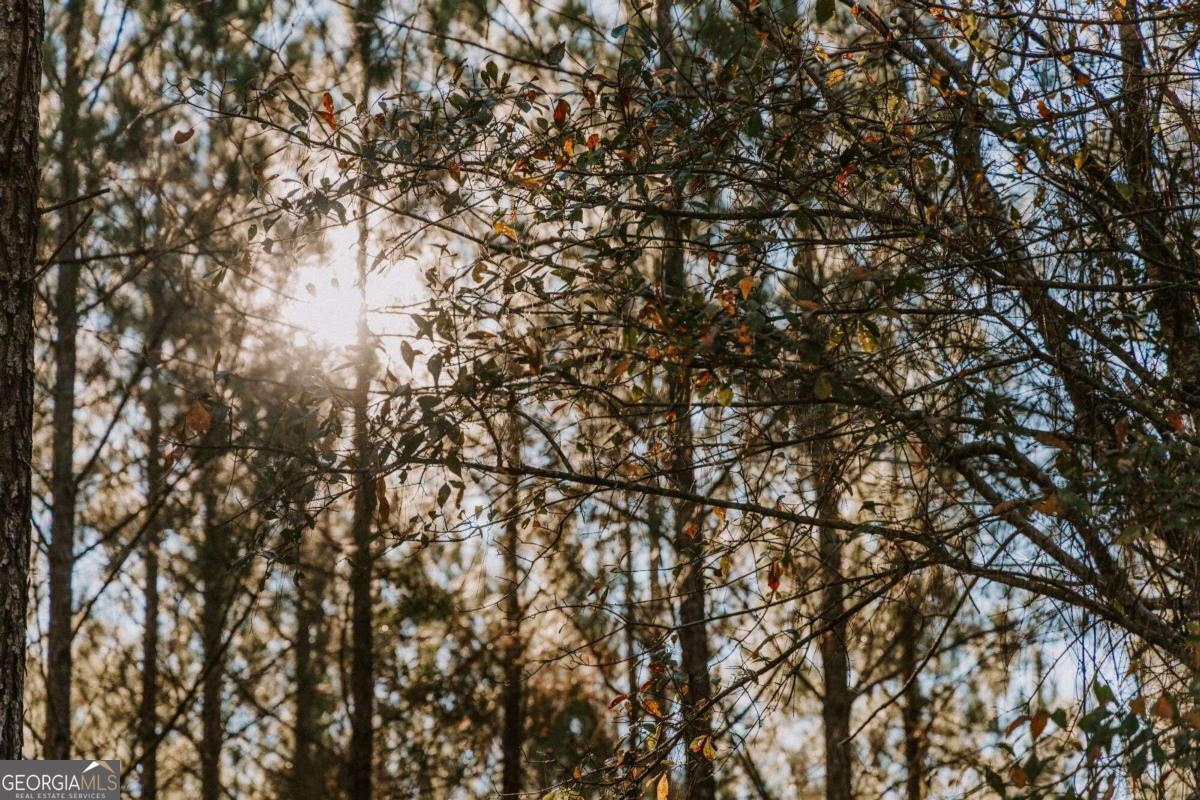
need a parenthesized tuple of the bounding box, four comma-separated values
(554, 99, 569, 125)
(767, 561, 781, 592)
(608, 693, 629, 709)
(320, 92, 337, 129)
(173, 128, 194, 144)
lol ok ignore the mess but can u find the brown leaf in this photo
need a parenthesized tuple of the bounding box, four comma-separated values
(1155, 694, 1175, 720)
(1030, 709, 1050, 740)
(1010, 765, 1028, 788)
(1034, 431, 1071, 450)
(173, 128, 195, 144)
(1005, 714, 1031, 737)
(554, 99, 569, 125)
(185, 401, 212, 435)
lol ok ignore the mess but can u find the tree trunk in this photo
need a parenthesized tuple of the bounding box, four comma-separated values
(652, 4, 715, 796)
(900, 608, 924, 800)
(0, 0, 43, 760)
(499, 424, 525, 798)
(347, 193, 375, 800)
(817, 453, 852, 800)
(291, 524, 330, 800)
(199, 483, 229, 800)
(139, 281, 165, 800)
(45, 0, 87, 759)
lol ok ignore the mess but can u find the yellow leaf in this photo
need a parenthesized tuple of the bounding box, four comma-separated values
(703, 737, 717, 760)
(656, 773, 669, 800)
(185, 401, 212, 435)
(494, 221, 518, 239)
(826, 67, 846, 86)
(563, 137, 574, 157)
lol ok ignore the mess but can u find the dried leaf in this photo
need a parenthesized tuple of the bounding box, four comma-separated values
(185, 401, 212, 435)
(554, 99, 569, 125)
(1030, 709, 1050, 740)
(656, 774, 669, 800)
(173, 128, 195, 144)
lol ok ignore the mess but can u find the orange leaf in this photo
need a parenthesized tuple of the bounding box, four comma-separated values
(643, 698, 665, 717)
(563, 137, 574, 157)
(554, 99, 569, 125)
(608, 693, 629, 709)
(1155, 694, 1175, 720)
(586, 133, 600, 151)
(656, 773, 669, 800)
(738, 276, 755, 300)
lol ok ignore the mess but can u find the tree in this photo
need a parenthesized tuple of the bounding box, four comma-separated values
(0, 0, 42, 761)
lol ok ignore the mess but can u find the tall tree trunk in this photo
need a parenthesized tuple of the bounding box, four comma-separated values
(292, 523, 330, 800)
(46, 0, 87, 759)
(653, 3, 714, 797)
(139, 280, 165, 800)
(499, 424, 525, 798)
(347, 192, 376, 800)
(817, 449, 852, 800)
(199, 482, 229, 800)
(0, 0, 43, 760)
(900, 607, 924, 800)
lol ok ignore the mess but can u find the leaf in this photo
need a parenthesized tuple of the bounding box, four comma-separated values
(643, 698, 665, 717)
(608, 693, 629, 709)
(376, 478, 392, 524)
(1154, 694, 1175, 720)
(320, 91, 337, 129)
(1010, 765, 1028, 788)
(1129, 695, 1146, 716)
(826, 67, 846, 86)
(1030, 709, 1050, 740)
(1005, 714, 1030, 736)
(494, 221, 518, 239)
(814, 373, 833, 400)
(563, 137, 575, 157)
(767, 561, 782, 592)
(815, 0, 835, 23)
(702, 737, 717, 760)
(656, 774, 669, 800)
(174, 128, 195, 144)
(1034, 431, 1071, 450)
(547, 41, 567, 65)
(586, 133, 600, 151)
(554, 99, 569, 125)
(738, 276, 755, 299)
(185, 401, 212, 435)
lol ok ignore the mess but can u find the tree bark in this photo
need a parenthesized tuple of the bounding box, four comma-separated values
(817, 449, 852, 800)
(199, 482, 230, 800)
(45, 0, 87, 759)
(291, 524, 330, 800)
(347, 191, 375, 800)
(139, 280, 165, 800)
(0, 0, 42, 761)
(900, 607, 924, 800)
(499, 424, 525, 798)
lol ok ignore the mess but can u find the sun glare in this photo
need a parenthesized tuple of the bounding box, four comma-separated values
(280, 227, 366, 349)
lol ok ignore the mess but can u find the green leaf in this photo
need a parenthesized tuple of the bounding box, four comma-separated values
(815, 0, 836, 23)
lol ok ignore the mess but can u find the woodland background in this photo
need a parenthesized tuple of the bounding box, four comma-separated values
(2, 0, 1200, 796)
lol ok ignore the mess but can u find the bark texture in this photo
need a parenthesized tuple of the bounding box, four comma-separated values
(46, 0, 87, 759)
(0, 0, 43, 761)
